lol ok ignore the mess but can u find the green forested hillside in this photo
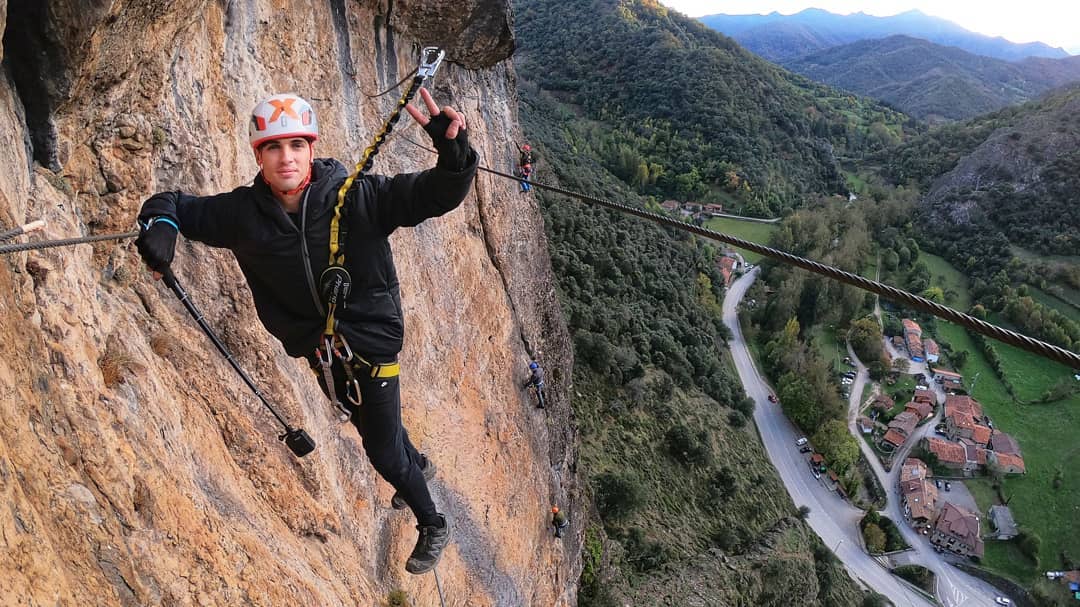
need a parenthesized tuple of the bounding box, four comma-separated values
(787, 36, 1080, 122)
(876, 85, 1080, 351)
(514, 0, 911, 217)
(519, 82, 874, 607)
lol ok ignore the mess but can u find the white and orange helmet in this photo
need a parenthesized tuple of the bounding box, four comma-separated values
(249, 93, 319, 149)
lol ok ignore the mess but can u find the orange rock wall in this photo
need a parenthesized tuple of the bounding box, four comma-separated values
(0, 1, 578, 605)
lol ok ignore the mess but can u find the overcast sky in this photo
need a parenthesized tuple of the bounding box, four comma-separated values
(659, 1, 1080, 52)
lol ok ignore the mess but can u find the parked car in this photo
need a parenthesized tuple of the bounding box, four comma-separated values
(995, 597, 1012, 606)
(935, 479, 941, 488)
(796, 437, 808, 446)
(768, 394, 778, 403)
(844, 371, 856, 378)
(799, 445, 811, 453)
(944, 481, 951, 491)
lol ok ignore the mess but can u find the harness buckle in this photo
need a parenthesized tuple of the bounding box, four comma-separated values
(417, 47, 445, 81)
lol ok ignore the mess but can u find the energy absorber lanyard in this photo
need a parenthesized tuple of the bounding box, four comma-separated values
(315, 46, 446, 411)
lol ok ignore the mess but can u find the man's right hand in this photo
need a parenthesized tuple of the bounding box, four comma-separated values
(135, 216, 178, 275)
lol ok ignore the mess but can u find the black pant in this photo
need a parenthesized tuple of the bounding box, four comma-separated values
(310, 354, 439, 525)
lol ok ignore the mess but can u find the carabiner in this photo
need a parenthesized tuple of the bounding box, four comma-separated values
(418, 47, 445, 81)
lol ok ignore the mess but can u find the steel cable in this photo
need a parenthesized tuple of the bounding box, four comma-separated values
(477, 165, 1080, 369)
(0, 230, 138, 254)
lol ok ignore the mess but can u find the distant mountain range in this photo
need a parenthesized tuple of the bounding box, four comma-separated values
(786, 35, 1080, 121)
(700, 8, 1069, 63)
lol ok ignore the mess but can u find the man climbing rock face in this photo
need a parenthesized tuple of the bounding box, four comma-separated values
(134, 88, 477, 575)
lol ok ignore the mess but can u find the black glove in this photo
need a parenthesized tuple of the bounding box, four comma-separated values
(423, 113, 472, 172)
(135, 216, 178, 273)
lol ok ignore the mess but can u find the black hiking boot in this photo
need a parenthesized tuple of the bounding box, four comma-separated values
(391, 455, 436, 510)
(405, 514, 451, 575)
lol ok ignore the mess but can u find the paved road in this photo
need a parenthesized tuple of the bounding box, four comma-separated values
(723, 269, 933, 607)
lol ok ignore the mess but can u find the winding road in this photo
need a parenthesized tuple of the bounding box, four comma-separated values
(723, 269, 1007, 607)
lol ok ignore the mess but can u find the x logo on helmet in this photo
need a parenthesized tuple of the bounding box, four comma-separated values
(268, 98, 299, 123)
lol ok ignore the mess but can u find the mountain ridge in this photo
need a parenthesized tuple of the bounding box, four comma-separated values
(786, 35, 1080, 121)
(699, 7, 1069, 63)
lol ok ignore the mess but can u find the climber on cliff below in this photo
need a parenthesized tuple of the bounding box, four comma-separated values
(133, 88, 477, 575)
(551, 506, 568, 538)
(523, 360, 546, 408)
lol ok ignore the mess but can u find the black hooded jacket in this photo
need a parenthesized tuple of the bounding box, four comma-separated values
(139, 153, 478, 359)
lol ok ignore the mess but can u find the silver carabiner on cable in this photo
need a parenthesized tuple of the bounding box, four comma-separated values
(417, 47, 445, 82)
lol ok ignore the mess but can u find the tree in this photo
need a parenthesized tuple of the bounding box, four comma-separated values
(969, 304, 988, 320)
(951, 349, 969, 369)
(891, 357, 910, 374)
(863, 523, 887, 553)
(1016, 529, 1041, 564)
(813, 419, 860, 472)
(797, 505, 811, 519)
(882, 249, 899, 272)
(921, 286, 945, 303)
(779, 372, 828, 431)
(867, 361, 886, 380)
(849, 317, 884, 365)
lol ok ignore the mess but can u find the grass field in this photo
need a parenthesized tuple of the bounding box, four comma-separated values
(1028, 286, 1080, 325)
(912, 249, 1080, 581)
(702, 216, 779, 264)
(919, 252, 973, 310)
(986, 332, 1078, 403)
(935, 316, 1080, 582)
(809, 324, 846, 374)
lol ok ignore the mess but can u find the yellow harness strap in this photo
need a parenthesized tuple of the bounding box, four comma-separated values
(353, 354, 401, 379)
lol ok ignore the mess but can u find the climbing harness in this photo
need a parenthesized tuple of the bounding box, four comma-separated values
(311, 46, 445, 414)
(162, 268, 316, 457)
(0, 219, 45, 243)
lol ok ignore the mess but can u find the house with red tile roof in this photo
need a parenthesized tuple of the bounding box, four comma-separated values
(924, 437, 967, 470)
(988, 451, 1026, 474)
(883, 410, 919, 448)
(902, 319, 925, 361)
(905, 400, 933, 420)
(703, 203, 724, 216)
(945, 395, 983, 418)
(858, 416, 875, 434)
(990, 431, 1021, 456)
(913, 388, 935, 405)
(900, 458, 931, 483)
(661, 200, 681, 212)
(944, 395, 991, 447)
(870, 393, 895, 411)
(931, 367, 964, 388)
(971, 424, 991, 447)
(961, 440, 989, 469)
(922, 338, 940, 363)
(931, 502, 984, 558)
(901, 478, 939, 527)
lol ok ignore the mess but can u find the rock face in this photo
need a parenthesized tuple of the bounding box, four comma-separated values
(0, 2, 579, 605)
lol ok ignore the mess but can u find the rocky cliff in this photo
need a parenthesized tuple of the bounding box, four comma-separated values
(0, 1, 580, 605)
